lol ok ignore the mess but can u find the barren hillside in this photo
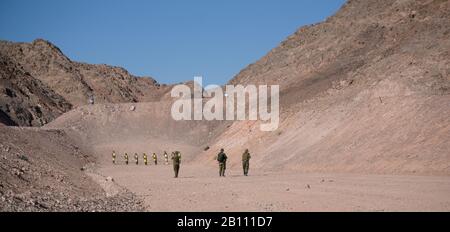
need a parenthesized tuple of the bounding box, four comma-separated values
(0, 126, 143, 211)
(200, 0, 450, 174)
(0, 39, 172, 126)
(0, 53, 71, 126)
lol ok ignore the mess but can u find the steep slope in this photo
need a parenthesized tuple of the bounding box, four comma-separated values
(230, 0, 449, 95)
(0, 54, 72, 126)
(198, 0, 450, 175)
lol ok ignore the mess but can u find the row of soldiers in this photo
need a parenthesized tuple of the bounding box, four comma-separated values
(110, 148, 250, 178)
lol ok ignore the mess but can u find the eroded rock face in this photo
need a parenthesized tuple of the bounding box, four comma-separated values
(0, 54, 72, 126)
(230, 0, 450, 99)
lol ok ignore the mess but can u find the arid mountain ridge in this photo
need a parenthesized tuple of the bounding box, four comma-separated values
(0, 39, 171, 126)
(2, 0, 449, 127)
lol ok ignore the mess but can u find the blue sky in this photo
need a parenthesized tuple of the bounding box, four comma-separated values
(0, 0, 345, 85)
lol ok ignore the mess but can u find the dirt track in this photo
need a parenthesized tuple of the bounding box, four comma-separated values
(97, 162, 450, 212)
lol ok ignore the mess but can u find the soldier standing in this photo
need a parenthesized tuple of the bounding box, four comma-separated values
(217, 148, 228, 177)
(134, 153, 139, 165)
(242, 149, 251, 176)
(112, 150, 116, 164)
(172, 151, 181, 178)
(124, 153, 129, 165)
(143, 153, 148, 165)
(152, 153, 158, 165)
(164, 151, 169, 165)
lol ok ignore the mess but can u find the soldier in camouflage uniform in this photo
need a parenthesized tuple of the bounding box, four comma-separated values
(242, 149, 251, 176)
(134, 153, 139, 165)
(172, 151, 181, 178)
(217, 148, 228, 177)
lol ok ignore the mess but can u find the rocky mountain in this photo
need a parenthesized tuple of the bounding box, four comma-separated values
(230, 0, 449, 105)
(0, 53, 72, 126)
(0, 39, 171, 126)
(199, 0, 450, 174)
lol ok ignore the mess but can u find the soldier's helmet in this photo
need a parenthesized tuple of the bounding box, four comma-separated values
(245, 149, 249, 153)
(220, 148, 224, 152)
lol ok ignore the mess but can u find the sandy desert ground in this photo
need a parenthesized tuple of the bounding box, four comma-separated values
(86, 147, 450, 212)
(95, 161, 450, 212)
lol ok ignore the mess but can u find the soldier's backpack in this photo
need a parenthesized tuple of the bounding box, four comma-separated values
(217, 152, 225, 162)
